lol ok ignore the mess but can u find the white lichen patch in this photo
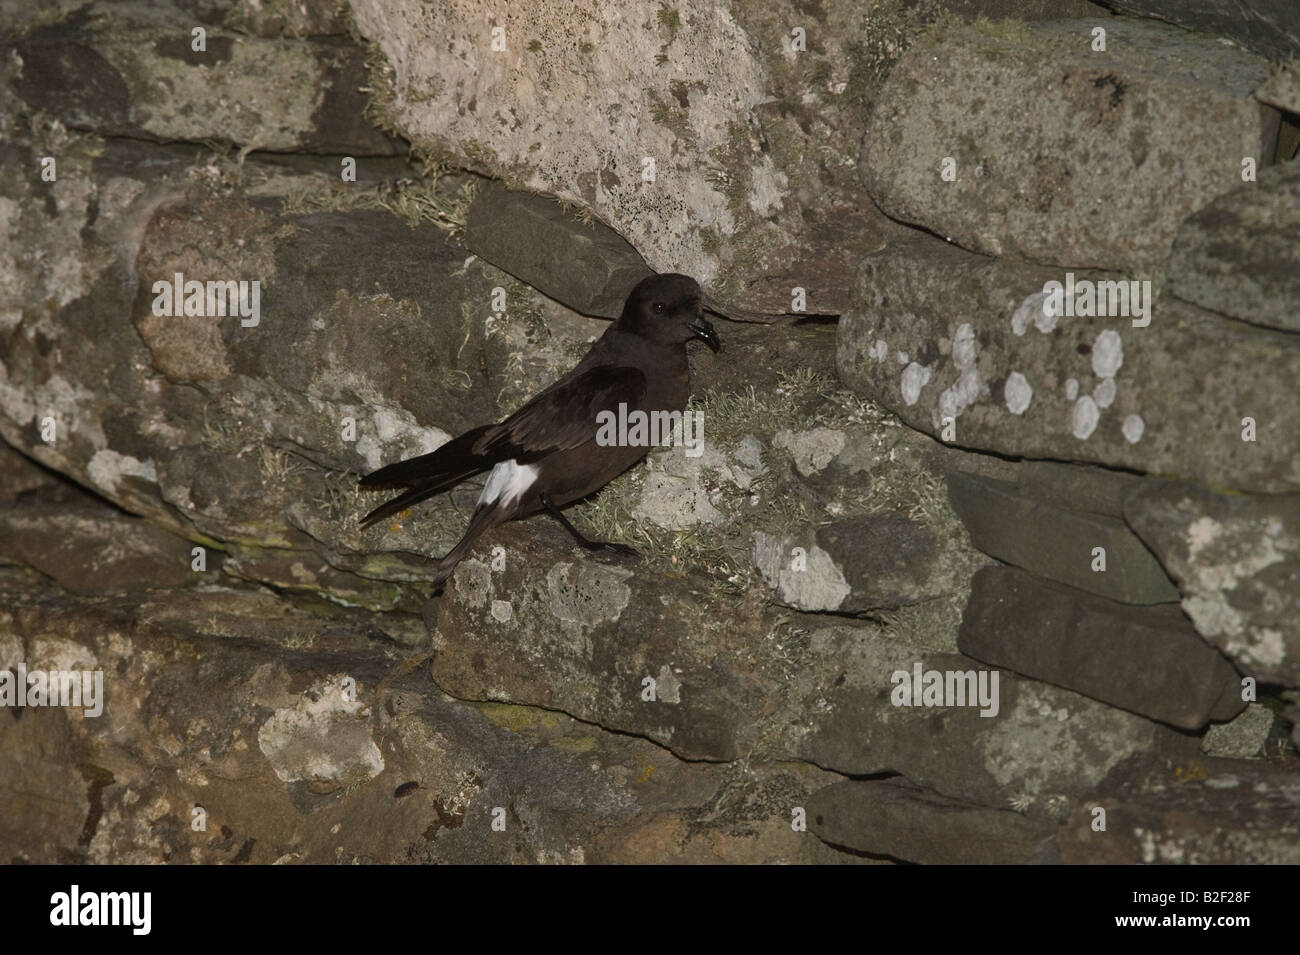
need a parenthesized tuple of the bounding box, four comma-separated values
(1091, 329, 1124, 378)
(746, 161, 789, 215)
(868, 339, 889, 361)
(1122, 413, 1144, 444)
(900, 362, 932, 405)
(983, 683, 1157, 804)
(1093, 377, 1116, 409)
(1172, 510, 1293, 678)
(1012, 291, 1049, 336)
(1065, 377, 1079, 400)
(546, 561, 633, 627)
(632, 453, 724, 528)
(654, 664, 682, 704)
(1034, 302, 1058, 334)
(355, 406, 451, 471)
(1184, 514, 1288, 595)
(29, 636, 99, 673)
(936, 366, 982, 422)
(1072, 396, 1099, 440)
(952, 323, 978, 368)
(257, 675, 384, 784)
(87, 449, 158, 495)
(753, 533, 851, 612)
(1004, 371, 1032, 414)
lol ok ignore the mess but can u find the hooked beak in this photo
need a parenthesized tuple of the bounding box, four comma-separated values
(686, 314, 721, 353)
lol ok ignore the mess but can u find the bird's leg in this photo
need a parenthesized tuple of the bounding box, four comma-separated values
(540, 494, 640, 559)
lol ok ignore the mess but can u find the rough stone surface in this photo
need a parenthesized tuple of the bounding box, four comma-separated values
(1100, 0, 1300, 62)
(1060, 755, 1300, 863)
(772, 428, 847, 478)
(788, 627, 1194, 815)
(11, 4, 402, 155)
(431, 532, 1191, 813)
(0, 486, 198, 593)
(947, 470, 1179, 604)
(924, 447, 1148, 520)
(1168, 158, 1300, 333)
(1125, 481, 1300, 687)
(863, 17, 1278, 273)
(3, 0, 1295, 866)
(959, 566, 1245, 729)
(0, 126, 605, 602)
(0, 571, 841, 864)
(1202, 703, 1277, 759)
(464, 181, 652, 318)
(754, 512, 982, 613)
(808, 777, 1059, 863)
(348, 0, 904, 312)
(0, 441, 53, 503)
(838, 233, 1300, 493)
(434, 522, 780, 761)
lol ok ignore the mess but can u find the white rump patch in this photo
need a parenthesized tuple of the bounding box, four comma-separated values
(479, 459, 539, 509)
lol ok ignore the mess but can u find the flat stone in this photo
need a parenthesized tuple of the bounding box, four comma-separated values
(465, 181, 652, 318)
(0, 491, 197, 593)
(923, 446, 1147, 520)
(0, 573, 838, 864)
(434, 523, 775, 761)
(348, 0, 899, 313)
(808, 777, 1059, 864)
(947, 470, 1180, 604)
(1254, 63, 1300, 114)
(959, 566, 1244, 729)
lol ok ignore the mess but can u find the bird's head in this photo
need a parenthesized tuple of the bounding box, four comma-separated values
(620, 273, 721, 352)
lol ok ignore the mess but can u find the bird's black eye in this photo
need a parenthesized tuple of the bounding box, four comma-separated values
(652, 302, 666, 314)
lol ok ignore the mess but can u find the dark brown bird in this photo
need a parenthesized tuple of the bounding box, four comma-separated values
(359, 273, 720, 584)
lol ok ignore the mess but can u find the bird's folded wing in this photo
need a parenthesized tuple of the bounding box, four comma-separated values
(475, 364, 647, 461)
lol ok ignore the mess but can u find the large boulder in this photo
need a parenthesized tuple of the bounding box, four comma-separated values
(347, 0, 911, 313)
(863, 17, 1278, 273)
(837, 233, 1300, 493)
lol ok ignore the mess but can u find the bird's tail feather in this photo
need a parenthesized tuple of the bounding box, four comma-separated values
(358, 424, 494, 489)
(357, 424, 495, 527)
